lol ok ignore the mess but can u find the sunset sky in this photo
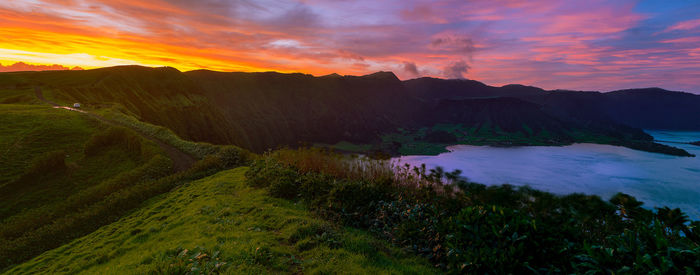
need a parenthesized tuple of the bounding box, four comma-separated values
(1, 0, 699, 93)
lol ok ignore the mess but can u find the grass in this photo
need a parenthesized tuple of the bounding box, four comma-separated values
(0, 105, 165, 219)
(0, 104, 98, 185)
(5, 167, 437, 274)
(96, 108, 219, 159)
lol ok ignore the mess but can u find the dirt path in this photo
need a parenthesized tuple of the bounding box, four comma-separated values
(34, 87, 195, 172)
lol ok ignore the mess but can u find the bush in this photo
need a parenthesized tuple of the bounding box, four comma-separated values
(445, 206, 538, 273)
(84, 127, 144, 157)
(326, 179, 393, 219)
(148, 246, 227, 274)
(267, 168, 301, 199)
(20, 150, 66, 180)
(370, 200, 445, 261)
(573, 223, 700, 273)
(298, 172, 335, 205)
(242, 148, 700, 273)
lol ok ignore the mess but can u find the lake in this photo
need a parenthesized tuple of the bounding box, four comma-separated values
(394, 131, 700, 219)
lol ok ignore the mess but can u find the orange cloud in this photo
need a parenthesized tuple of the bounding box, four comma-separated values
(0, 61, 83, 72)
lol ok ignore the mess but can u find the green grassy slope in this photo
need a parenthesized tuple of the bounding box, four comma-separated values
(0, 104, 160, 217)
(6, 167, 437, 275)
(0, 102, 184, 268)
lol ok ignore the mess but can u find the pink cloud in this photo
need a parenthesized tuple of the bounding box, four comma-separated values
(666, 19, 700, 32)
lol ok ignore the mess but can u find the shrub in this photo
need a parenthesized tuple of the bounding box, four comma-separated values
(19, 150, 66, 180)
(445, 206, 538, 273)
(84, 127, 143, 157)
(243, 147, 700, 273)
(573, 223, 700, 273)
(325, 179, 394, 226)
(148, 246, 227, 274)
(267, 168, 301, 199)
(298, 172, 335, 205)
(370, 200, 445, 261)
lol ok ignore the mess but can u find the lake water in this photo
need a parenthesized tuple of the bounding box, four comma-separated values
(394, 131, 700, 219)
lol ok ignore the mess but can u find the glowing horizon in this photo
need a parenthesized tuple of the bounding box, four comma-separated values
(1, 0, 699, 93)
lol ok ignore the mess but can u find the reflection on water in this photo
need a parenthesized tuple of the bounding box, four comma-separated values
(394, 131, 700, 219)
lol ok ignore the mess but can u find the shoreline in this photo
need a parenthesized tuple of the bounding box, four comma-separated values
(388, 140, 694, 158)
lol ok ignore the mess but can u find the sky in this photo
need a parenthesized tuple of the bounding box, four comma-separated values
(0, 0, 699, 93)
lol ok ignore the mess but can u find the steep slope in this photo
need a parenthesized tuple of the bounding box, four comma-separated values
(5, 168, 437, 274)
(0, 104, 162, 219)
(10, 66, 237, 146)
(0, 104, 178, 269)
(602, 88, 700, 130)
(424, 97, 571, 136)
(185, 70, 416, 151)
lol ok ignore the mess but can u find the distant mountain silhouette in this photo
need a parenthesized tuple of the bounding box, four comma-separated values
(404, 78, 700, 131)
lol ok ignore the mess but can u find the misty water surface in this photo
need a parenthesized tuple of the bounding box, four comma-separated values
(394, 131, 700, 219)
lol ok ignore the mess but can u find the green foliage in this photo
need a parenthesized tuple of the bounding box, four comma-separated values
(298, 172, 334, 206)
(445, 206, 538, 273)
(267, 168, 301, 199)
(0, 141, 250, 270)
(0, 104, 97, 185)
(244, 148, 700, 273)
(148, 247, 228, 275)
(369, 200, 445, 261)
(7, 168, 437, 274)
(83, 126, 149, 158)
(325, 180, 393, 222)
(19, 150, 66, 180)
(99, 109, 221, 159)
(573, 223, 700, 273)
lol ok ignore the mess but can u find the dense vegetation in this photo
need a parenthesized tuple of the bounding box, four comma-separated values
(6, 168, 437, 274)
(246, 148, 700, 273)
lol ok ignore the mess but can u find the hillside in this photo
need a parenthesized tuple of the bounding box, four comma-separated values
(0, 66, 694, 157)
(0, 86, 251, 269)
(404, 78, 700, 131)
(185, 70, 417, 151)
(5, 168, 437, 274)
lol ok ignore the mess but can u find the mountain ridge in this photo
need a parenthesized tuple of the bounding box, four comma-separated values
(1, 65, 696, 156)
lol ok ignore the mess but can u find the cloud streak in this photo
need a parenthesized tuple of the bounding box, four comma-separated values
(0, 0, 698, 92)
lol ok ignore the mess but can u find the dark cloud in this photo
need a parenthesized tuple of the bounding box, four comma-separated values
(402, 61, 419, 77)
(266, 3, 319, 32)
(431, 36, 475, 56)
(443, 60, 470, 79)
